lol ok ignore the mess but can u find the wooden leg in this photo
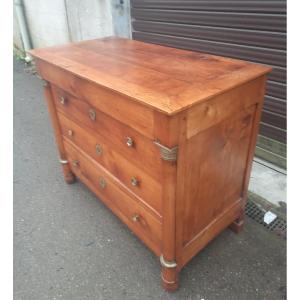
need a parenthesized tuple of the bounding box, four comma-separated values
(229, 213, 245, 234)
(42, 80, 76, 185)
(62, 164, 76, 184)
(161, 266, 178, 292)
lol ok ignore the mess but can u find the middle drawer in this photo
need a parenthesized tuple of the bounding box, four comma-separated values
(58, 112, 162, 216)
(51, 85, 162, 181)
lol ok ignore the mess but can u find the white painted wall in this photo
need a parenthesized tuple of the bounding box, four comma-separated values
(13, 7, 24, 52)
(65, 0, 113, 42)
(111, 0, 132, 38)
(22, 0, 70, 48)
(13, 0, 130, 51)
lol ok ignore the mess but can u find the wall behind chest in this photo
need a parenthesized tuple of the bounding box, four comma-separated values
(13, 0, 131, 51)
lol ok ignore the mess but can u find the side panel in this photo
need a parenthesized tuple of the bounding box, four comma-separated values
(186, 77, 265, 139)
(176, 77, 266, 267)
(183, 105, 255, 245)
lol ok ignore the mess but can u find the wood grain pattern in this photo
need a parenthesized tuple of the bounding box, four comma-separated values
(36, 60, 155, 139)
(182, 198, 242, 266)
(30, 37, 271, 115)
(58, 112, 162, 216)
(182, 105, 256, 245)
(175, 77, 267, 271)
(240, 77, 267, 204)
(51, 85, 162, 181)
(64, 140, 162, 256)
(187, 76, 265, 138)
(153, 112, 181, 290)
(30, 37, 271, 291)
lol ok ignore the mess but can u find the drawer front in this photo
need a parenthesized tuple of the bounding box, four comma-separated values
(58, 112, 162, 216)
(51, 85, 162, 181)
(36, 60, 155, 139)
(64, 140, 162, 256)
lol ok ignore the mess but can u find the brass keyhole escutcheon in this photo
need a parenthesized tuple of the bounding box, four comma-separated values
(126, 137, 134, 147)
(131, 177, 139, 187)
(89, 108, 96, 121)
(132, 214, 140, 222)
(60, 96, 66, 105)
(99, 177, 106, 189)
(95, 144, 103, 155)
(72, 160, 79, 167)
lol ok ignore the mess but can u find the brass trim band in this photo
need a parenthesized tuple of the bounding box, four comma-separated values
(59, 159, 69, 164)
(160, 255, 177, 268)
(154, 140, 178, 162)
(161, 273, 177, 284)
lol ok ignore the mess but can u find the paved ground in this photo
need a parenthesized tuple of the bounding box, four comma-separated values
(14, 58, 286, 300)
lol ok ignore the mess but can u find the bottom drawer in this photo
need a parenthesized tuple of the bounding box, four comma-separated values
(64, 140, 162, 256)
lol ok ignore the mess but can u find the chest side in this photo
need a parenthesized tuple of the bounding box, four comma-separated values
(175, 76, 267, 267)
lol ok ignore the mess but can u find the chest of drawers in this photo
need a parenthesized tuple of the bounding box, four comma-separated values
(30, 37, 271, 291)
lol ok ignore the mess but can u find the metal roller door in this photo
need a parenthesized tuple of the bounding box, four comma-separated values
(130, 0, 286, 169)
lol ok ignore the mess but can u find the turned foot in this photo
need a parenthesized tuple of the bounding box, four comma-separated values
(161, 272, 178, 291)
(64, 171, 76, 184)
(61, 163, 76, 184)
(229, 217, 244, 234)
(160, 256, 179, 292)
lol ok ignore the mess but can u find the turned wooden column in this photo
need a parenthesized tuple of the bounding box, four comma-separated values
(42, 79, 75, 184)
(153, 112, 180, 291)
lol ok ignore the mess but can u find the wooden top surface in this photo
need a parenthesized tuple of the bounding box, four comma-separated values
(30, 37, 271, 115)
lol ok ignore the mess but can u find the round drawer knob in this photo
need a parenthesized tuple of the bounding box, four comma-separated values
(72, 160, 79, 167)
(126, 137, 134, 147)
(132, 214, 140, 222)
(68, 129, 73, 137)
(89, 108, 96, 121)
(131, 177, 139, 187)
(95, 144, 103, 155)
(60, 96, 66, 105)
(99, 177, 106, 189)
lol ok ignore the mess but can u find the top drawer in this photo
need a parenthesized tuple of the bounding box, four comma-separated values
(37, 60, 155, 139)
(51, 85, 162, 180)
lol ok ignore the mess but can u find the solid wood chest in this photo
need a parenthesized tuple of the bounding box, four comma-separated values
(30, 37, 271, 291)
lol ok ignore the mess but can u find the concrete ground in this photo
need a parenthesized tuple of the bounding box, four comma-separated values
(249, 159, 286, 209)
(14, 58, 286, 300)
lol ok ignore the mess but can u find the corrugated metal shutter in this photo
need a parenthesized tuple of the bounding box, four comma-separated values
(131, 0, 286, 169)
